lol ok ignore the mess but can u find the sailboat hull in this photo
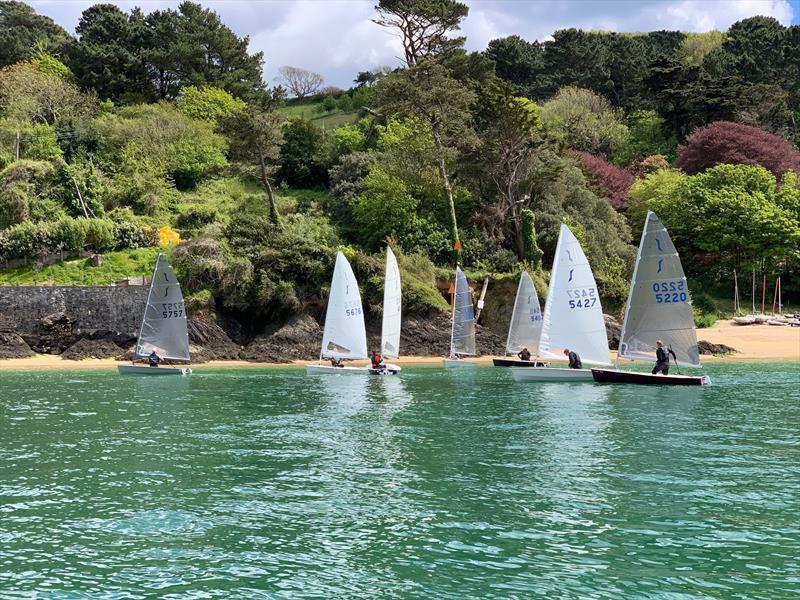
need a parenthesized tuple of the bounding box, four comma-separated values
(368, 363, 401, 375)
(492, 358, 549, 368)
(306, 364, 369, 375)
(511, 366, 594, 382)
(591, 369, 710, 386)
(443, 358, 477, 368)
(118, 365, 191, 376)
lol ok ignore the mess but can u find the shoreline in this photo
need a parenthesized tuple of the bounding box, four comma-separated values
(1, 320, 797, 370)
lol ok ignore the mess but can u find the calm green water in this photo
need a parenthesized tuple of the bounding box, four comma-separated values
(1, 363, 799, 598)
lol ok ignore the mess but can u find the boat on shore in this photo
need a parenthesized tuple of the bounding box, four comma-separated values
(371, 246, 402, 375)
(118, 254, 192, 376)
(306, 252, 370, 375)
(591, 211, 710, 386)
(512, 223, 612, 383)
(443, 266, 478, 367)
(493, 270, 549, 368)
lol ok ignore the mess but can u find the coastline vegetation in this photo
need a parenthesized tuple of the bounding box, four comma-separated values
(0, 0, 798, 329)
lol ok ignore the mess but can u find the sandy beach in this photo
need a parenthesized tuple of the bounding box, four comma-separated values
(1, 320, 797, 370)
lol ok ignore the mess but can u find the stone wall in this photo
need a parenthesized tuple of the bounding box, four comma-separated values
(0, 286, 147, 335)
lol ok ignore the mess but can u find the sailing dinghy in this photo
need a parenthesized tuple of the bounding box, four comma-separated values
(591, 211, 710, 386)
(371, 247, 402, 375)
(306, 252, 370, 375)
(118, 254, 192, 375)
(493, 270, 548, 367)
(443, 266, 478, 367)
(511, 223, 611, 382)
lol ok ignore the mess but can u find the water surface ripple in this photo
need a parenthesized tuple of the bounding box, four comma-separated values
(1, 362, 799, 598)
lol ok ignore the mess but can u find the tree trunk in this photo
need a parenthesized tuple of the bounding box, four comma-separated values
(432, 129, 460, 260)
(511, 204, 524, 260)
(259, 154, 280, 226)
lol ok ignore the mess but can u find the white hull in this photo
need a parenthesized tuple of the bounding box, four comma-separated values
(306, 364, 369, 376)
(733, 316, 756, 325)
(118, 364, 191, 376)
(511, 366, 594, 382)
(443, 358, 477, 368)
(368, 363, 401, 375)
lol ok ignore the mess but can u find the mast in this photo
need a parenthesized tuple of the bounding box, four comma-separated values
(449, 270, 457, 357)
(733, 269, 739, 315)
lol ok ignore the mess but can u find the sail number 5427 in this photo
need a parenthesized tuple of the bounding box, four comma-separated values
(653, 280, 687, 303)
(567, 287, 597, 309)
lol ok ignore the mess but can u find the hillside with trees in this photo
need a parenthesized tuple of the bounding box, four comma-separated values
(0, 0, 798, 349)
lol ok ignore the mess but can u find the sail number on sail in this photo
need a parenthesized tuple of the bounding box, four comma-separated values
(566, 287, 598, 309)
(344, 300, 362, 317)
(652, 280, 687, 304)
(161, 302, 185, 318)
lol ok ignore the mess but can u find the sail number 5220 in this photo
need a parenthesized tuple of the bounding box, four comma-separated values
(653, 280, 687, 303)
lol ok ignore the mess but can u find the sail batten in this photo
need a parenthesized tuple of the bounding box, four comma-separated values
(135, 254, 190, 361)
(618, 211, 700, 367)
(506, 270, 542, 355)
(381, 247, 402, 359)
(320, 252, 368, 359)
(538, 224, 611, 366)
(450, 267, 476, 356)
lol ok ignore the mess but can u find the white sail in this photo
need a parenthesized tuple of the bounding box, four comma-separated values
(320, 252, 368, 359)
(618, 211, 700, 367)
(381, 246, 402, 358)
(538, 224, 611, 366)
(135, 254, 190, 361)
(506, 270, 543, 354)
(450, 266, 477, 356)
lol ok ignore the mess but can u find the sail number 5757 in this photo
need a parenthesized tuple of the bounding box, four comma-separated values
(161, 302, 184, 318)
(653, 280, 687, 303)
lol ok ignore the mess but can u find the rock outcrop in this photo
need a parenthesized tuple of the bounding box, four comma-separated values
(0, 332, 34, 358)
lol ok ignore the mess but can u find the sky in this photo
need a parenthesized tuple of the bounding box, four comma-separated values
(30, 0, 800, 90)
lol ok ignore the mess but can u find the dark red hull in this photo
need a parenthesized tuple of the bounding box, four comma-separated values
(493, 358, 550, 368)
(591, 369, 710, 386)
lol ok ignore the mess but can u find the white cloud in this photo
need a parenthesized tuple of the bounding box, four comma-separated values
(29, 0, 796, 89)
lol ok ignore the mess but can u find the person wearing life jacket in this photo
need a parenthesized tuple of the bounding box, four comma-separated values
(517, 347, 531, 361)
(371, 350, 385, 371)
(330, 357, 344, 368)
(148, 351, 161, 367)
(563, 348, 582, 369)
(652, 340, 670, 375)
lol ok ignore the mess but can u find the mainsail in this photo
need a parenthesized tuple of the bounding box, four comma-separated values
(135, 254, 190, 361)
(381, 246, 402, 359)
(320, 252, 368, 359)
(538, 223, 611, 366)
(618, 211, 701, 367)
(506, 270, 542, 354)
(450, 266, 477, 356)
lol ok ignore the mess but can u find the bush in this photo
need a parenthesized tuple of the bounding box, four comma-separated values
(0, 220, 50, 259)
(677, 121, 800, 178)
(175, 205, 219, 233)
(572, 151, 634, 210)
(175, 86, 246, 125)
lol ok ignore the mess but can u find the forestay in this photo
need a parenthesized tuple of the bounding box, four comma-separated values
(618, 211, 700, 367)
(320, 252, 368, 359)
(381, 246, 402, 359)
(135, 254, 190, 361)
(538, 224, 611, 366)
(506, 270, 542, 354)
(450, 266, 477, 356)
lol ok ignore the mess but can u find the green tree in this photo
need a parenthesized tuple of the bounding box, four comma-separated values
(277, 118, 326, 187)
(375, 61, 477, 257)
(224, 108, 284, 224)
(0, 1, 72, 67)
(540, 86, 629, 156)
(175, 85, 246, 125)
(373, 0, 469, 66)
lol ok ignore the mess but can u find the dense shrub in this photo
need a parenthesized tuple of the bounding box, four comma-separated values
(175, 205, 219, 233)
(175, 86, 245, 125)
(572, 151, 634, 210)
(277, 117, 327, 187)
(676, 121, 800, 178)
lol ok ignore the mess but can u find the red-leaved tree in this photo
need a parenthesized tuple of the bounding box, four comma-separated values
(571, 151, 634, 210)
(677, 121, 800, 178)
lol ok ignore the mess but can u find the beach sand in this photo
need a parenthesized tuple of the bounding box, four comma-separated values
(1, 320, 797, 370)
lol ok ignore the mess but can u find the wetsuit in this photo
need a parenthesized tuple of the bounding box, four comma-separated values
(652, 347, 670, 375)
(567, 351, 582, 369)
(148, 353, 161, 367)
(517, 349, 531, 361)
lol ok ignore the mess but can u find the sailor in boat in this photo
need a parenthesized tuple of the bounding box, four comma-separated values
(563, 348, 582, 369)
(371, 350, 386, 372)
(652, 340, 671, 375)
(517, 347, 531, 361)
(330, 357, 344, 368)
(148, 351, 162, 368)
